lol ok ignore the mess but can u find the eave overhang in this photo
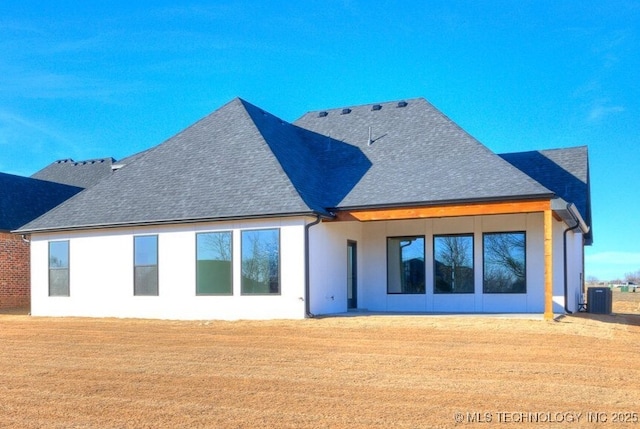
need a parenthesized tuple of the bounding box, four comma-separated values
(13, 210, 332, 235)
(331, 197, 553, 222)
(551, 198, 591, 238)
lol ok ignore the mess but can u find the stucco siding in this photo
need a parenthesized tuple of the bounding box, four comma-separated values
(565, 230, 585, 313)
(314, 212, 574, 315)
(29, 212, 582, 319)
(308, 221, 362, 315)
(30, 218, 308, 320)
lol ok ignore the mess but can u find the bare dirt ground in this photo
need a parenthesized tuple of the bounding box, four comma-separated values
(0, 292, 638, 428)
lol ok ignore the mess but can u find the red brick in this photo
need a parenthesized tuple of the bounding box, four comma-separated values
(0, 232, 30, 309)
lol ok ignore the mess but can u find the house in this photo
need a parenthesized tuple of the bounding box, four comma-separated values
(0, 173, 83, 309)
(16, 97, 592, 320)
(1, 159, 115, 309)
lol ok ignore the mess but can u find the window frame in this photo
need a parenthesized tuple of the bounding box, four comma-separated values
(133, 235, 159, 296)
(433, 233, 475, 294)
(196, 231, 233, 296)
(482, 231, 527, 294)
(48, 240, 70, 297)
(240, 228, 281, 295)
(386, 235, 426, 295)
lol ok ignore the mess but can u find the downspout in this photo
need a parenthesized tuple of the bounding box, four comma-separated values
(304, 214, 322, 318)
(563, 205, 581, 314)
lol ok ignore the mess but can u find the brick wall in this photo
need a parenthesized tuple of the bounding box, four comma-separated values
(0, 232, 30, 309)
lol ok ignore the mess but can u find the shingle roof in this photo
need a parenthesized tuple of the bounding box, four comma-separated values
(0, 173, 83, 231)
(500, 146, 592, 243)
(294, 98, 553, 208)
(243, 101, 371, 212)
(31, 157, 115, 188)
(18, 97, 590, 234)
(18, 98, 350, 232)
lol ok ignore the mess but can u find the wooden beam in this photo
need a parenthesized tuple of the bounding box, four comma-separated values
(544, 209, 554, 320)
(333, 199, 552, 222)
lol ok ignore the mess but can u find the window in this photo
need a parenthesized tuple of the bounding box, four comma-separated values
(241, 229, 280, 294)
(434, 234, 474, 294)
(483, 232, 526, 293)
(134, 235, 158, 296)
(387, 236, 425, 294)
(196, 232, 232, 295)
(49, 241, 69, 296)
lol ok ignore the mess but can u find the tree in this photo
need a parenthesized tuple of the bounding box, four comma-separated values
(435, 236, 473, 293)
(624, 270, 640, 284)
(484, 233, 525, 280)
(483, 232, 526, 293)
(201, 232, 231, 261)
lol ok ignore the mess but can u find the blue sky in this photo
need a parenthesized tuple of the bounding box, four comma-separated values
(1, 1, 638, 280)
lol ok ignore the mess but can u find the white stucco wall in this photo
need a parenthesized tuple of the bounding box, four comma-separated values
(308, 221, 363, 315)
(310, 213, 581, 315)
(564, 229, 585, 313)
(30, 217, 309, 320)
(30, 212, 584, 319)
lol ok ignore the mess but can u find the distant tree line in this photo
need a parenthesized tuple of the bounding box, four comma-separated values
(587, 269, 640, 285)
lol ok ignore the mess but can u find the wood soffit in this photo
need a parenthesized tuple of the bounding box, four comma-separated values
(331, 199, 553, 222)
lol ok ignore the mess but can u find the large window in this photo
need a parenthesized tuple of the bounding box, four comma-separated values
(134, 235, 158, 296)
(49, 241, 69, 296)
(387, 236, 425, 294)
(241, 229, 280, 294)
(483, 232, 526, 293)
(196, 232, 232, 295)
(434, 234, 474, 294)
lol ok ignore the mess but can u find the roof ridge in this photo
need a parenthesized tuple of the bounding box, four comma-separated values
(298, 97, 426, 118)
(239, 98, 330, 214)
(500, 145, 588, 156)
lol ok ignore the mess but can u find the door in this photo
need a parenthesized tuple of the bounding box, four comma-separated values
(347, 241, 357, 309)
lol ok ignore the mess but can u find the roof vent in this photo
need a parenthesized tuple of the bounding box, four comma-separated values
(397, 101, 408, 108)
(341, 108, 351, 115)
(371, 104, 382, 111)
(318, 111, 328, 118)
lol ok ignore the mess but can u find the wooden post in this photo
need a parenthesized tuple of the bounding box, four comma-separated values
(544, 209, 554, 320)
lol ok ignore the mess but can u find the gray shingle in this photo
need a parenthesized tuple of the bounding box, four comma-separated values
(500, 146, 592, 243)
(18, 98, 326, 232)
(294, 98, 554, 208)
(19, 96, 587, 234)
(0, 173, 83, 231)
(32, 158, 115, 188)
(242, 101, 371, 213)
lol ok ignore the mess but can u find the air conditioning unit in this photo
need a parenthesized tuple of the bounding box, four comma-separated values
(587, 287, 612, 314)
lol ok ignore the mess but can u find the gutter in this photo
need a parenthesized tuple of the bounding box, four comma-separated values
(304, 214, 323, 318)
(562, 203, 590, 314)
(13, 210, 329, 235)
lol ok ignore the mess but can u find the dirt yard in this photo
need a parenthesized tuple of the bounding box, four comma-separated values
(1, 292, 638, 428)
